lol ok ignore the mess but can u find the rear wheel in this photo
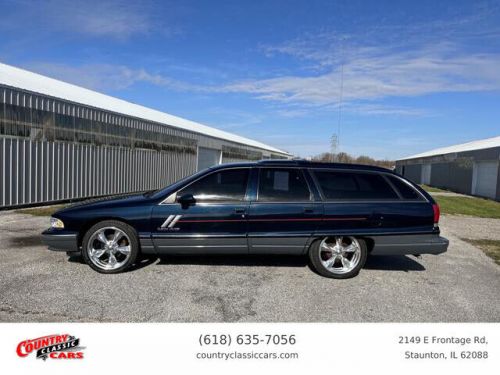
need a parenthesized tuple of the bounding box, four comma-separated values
(309, 236, 367, 279)
(82, 220, 139, 274)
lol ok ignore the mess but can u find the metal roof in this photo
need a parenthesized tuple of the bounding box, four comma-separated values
(398, 135, 500, 161)
(0, 62, 290, 155)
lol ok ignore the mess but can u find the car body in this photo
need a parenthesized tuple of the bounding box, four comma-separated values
(42, 160, 448, 278)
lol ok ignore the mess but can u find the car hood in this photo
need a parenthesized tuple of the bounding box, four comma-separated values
(56, 192, 152, 213)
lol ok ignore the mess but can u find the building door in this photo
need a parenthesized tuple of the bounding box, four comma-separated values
(197, 147, 221, 171)
(472, 161, 498, 199)
(421, 164, 431, 185)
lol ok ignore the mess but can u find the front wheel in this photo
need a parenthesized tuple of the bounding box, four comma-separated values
(309, 236, 367, 279)
(81, 220, 139, 274)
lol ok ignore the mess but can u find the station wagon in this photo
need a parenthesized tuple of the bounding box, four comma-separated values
(42, 160, 448, 278)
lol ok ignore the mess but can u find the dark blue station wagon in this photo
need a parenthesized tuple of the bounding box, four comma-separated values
(42, 160, 448, 278)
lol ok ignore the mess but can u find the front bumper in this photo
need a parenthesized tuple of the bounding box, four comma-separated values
(41, 229, 79, 252)
(370, 234, 449, 256)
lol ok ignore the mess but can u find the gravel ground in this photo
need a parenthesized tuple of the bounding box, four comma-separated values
(0, 210, 499, 322)
(440, 215, 500, 240)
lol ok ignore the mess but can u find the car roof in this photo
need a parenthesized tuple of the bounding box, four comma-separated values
(211, 159, 395, 173)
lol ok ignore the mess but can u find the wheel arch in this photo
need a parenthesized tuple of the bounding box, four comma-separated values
(77, 217, 139, 249)
(307, 235, 375, 254)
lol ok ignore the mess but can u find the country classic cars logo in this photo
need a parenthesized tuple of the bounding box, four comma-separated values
(16, 334, 85, 360)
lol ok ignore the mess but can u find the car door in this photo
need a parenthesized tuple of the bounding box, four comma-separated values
(247, 167, 322, 254)
(150, 167, 250, 254)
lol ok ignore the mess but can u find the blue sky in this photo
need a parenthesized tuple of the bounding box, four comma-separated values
(1, 0, 499, 159)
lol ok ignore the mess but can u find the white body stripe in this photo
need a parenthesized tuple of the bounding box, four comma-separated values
(161, 215, 183, 228)
(161, 215, 176, 228)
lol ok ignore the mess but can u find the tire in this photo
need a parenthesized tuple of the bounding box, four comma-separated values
(81, 220, 139, 274)
(309, 236, 367, 279)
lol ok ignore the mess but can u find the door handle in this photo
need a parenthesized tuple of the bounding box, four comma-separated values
(304, 208, 314, 214)
(234, 208, 246, 214)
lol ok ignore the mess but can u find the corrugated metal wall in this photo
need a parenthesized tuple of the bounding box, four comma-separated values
(0, 137, 196, 207)
(401, 164, 422, 184)
(221, 157, 253, 164)
(396, 147, 500, 200)
(0, 85, 290, 208)
(430, 158, 473, 194)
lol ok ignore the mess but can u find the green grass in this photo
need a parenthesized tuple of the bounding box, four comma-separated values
(16, 204, 67, 217)
(462, 239, 500, 265)
(434, 195, 500, 218)
(420, 184, 448, 193)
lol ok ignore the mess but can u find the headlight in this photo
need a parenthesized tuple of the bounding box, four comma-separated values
(50, 217, 64, 229)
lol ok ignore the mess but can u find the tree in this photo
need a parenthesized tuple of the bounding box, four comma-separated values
(311, 152, 394, 169)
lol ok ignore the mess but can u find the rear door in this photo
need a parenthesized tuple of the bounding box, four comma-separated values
(247, 167, 322, 254)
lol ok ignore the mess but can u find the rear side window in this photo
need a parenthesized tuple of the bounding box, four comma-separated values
(258, 168, 311, 202)
(313, 170, 399, 200)
(179, 168, 249, 202)
(387, 175, 422, 200)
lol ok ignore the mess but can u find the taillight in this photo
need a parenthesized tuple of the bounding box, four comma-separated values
(432, 203, 440, 224)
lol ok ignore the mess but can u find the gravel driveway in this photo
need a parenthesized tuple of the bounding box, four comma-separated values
(440, 215, 500, 240)
(0, 211, 499, 322)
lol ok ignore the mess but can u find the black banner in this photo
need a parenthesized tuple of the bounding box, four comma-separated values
(36, 338, 80, 360)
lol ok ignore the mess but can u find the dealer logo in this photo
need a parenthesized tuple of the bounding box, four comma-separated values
(16, 334, 85, 360)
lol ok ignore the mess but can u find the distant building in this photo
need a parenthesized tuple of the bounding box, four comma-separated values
(395, 136, 500, 201)
(0, 63, 290, 208)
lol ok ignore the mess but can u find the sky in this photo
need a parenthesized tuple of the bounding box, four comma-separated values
(1, 0, 499, 159)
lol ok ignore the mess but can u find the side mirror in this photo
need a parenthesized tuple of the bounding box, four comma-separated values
(177, 193, 196, 206)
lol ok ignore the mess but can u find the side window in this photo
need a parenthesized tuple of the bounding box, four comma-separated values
(314, 170, 399, 200)
(258, 168, 311, 202)
(387, 175, 422, 200)
(178, 168, 249, 202)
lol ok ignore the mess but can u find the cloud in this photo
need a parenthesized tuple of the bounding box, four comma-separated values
(218, 44, 500, 107)
(24, 62, 198, 92)
(242, 11, 500, 114)
(2, 0, 177, 39)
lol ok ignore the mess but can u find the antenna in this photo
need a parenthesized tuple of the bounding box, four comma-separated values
(336, 37, 345, 155)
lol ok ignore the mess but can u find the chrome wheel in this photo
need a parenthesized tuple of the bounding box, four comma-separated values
(319, 236, 361, 275)
(87, 227, 131, 271)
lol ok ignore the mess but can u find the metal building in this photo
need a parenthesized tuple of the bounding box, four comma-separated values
(395, 136, 500, 201)
(0, 63, 290, 208)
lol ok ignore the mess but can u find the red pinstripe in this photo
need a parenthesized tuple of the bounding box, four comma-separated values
(177, 217, 367, 223)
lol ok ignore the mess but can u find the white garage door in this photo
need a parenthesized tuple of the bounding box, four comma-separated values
(472, 161, 499, 199)
(197, 147, 221, 171)
(421, 164, 431, 185)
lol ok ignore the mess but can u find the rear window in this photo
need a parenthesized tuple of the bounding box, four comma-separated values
(387, 175, 422, 200)
(313, 170, 399, 200)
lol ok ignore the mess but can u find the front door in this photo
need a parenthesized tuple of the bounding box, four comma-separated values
(247, 167, 321, 254)
(151, 168, 250, 254)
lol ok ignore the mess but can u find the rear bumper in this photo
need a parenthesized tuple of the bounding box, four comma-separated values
(41, 230, 79, 252)
(370, 234, 448, 256)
